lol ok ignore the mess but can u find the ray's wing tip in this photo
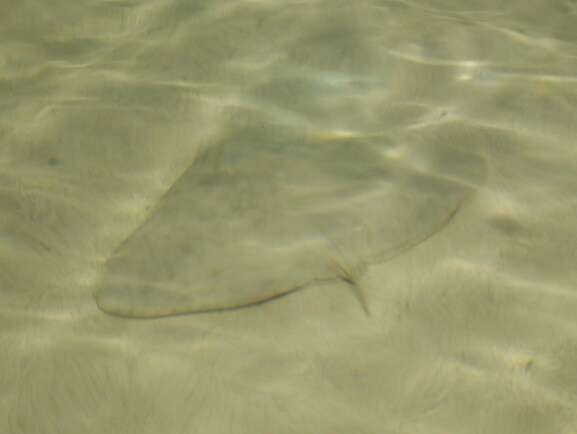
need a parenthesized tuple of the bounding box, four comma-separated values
(93, 286, 174, 319)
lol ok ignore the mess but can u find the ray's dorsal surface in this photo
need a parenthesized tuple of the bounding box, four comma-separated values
(94, 123, 484, 318)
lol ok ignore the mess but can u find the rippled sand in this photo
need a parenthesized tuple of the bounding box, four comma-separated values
(2, 1, 577, 433)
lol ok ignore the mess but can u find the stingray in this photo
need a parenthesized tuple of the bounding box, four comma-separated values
(94, 124, 484, 318)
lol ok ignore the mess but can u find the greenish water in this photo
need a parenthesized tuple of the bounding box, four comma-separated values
(2, 1, 577, 433)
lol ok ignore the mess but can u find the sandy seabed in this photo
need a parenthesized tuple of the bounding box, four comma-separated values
(1, 1, 577, 433)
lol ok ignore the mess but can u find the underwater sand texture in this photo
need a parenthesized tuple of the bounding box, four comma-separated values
(95, 120, 486, 318)
(4, 1, 577, 434)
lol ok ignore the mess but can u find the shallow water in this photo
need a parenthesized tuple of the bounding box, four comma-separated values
(2, 1, 577, 433)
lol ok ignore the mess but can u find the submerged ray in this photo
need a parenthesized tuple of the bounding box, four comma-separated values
(94, 123, 484, 318)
